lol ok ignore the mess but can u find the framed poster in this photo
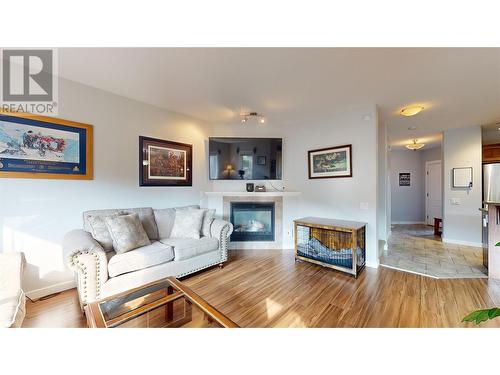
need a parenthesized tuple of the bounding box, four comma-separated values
(308, 144, 352, 179)
(139, 136, 192, 186)
(399, 172, 411, 186)
(0, 112, 93, 180)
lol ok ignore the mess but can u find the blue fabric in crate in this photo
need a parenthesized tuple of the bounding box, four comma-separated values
(297, 238, 364, 269)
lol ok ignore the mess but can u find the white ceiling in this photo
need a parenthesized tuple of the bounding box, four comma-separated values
(58, 48, 500, 149)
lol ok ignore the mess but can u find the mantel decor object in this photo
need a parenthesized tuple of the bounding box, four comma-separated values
(255, 184, 266, 192)
(139, 136, 192, 186)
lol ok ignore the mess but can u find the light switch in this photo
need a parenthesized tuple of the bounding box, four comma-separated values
(451, 198, 461, 205)
(360, 202, 369, 210)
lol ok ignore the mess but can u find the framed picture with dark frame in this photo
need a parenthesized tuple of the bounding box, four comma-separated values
(308, 144, 352, 179)
(0, 111, 93, 180)
(139, 136, 192, 186)
(257, 156, 266, 165)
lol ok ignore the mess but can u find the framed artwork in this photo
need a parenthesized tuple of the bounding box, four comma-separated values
(0, 111, 93, 180)
(399, 172, 411, 186)
(257, 156, 266, 165)
(139, 136, 192, 186)
(452, 167, 473, 188)
(308, 144, 352, 179)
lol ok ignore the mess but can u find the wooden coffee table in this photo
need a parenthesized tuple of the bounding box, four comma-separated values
(84, 276, 238, 328)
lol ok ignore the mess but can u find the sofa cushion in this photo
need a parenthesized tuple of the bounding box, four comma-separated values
(83, 207, 158, 240)
(108, 241, 175, 277)
(154, 208, 176, 239)
(170, 209, 205, 239)
(105, 213, 151, 254)
(161, 237, 219, 261)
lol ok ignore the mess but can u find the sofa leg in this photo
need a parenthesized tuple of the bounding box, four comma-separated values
(218, 263, 224, 269)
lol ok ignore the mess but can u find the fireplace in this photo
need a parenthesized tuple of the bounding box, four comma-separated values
(230, 202, 275, 242)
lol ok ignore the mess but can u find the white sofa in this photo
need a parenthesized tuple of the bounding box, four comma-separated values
(0, 252, 26, 328)
(65, 206, 232, 309)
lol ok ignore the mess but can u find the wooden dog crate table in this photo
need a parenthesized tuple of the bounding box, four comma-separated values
(294, 217, 366, 277)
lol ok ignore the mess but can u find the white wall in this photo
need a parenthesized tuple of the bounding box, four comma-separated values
(0, 78, 213, 298)
(421, 146, 442, 165)
(377, 116, 389, 253)
(209, 106, 380, 267)
(389, 150, 425, 223)
(442, 125, 482, 247)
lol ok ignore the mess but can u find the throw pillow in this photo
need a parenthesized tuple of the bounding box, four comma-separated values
(87, 213, 123, 251)
(202, 209, 216, 237)
(170, 209, 205, 239)
(175, 206, 215, 237)
(105, 213, 151, 254)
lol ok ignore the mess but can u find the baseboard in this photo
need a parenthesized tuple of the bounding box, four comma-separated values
(441, 237, 482, 248)
(391, 221, 426, 225)
(365, 260, 379, 269)
(26, 280, 76, 300)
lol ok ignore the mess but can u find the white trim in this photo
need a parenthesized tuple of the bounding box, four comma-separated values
(425, 159, 442, 226)
(391, 221, 426, 225)
(365, 260, 379, 269)
(204, 191, 301, 197)
(441, 237, 482, 248)
(26, 280, 76, 300)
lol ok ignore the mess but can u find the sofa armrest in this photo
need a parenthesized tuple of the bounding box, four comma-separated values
(64, 229, 108, 306)
(210, 219, 233, 262)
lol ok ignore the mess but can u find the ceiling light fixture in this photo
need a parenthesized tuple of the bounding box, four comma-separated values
(400, 106, 424, 117)
(405, 139, 425, 151)
(241, 112, 265, 125)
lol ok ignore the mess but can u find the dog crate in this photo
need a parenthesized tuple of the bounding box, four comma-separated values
(294, 217, 366, 277)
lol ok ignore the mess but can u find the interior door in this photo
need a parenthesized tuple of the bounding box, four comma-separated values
(426, 161, 442, 225)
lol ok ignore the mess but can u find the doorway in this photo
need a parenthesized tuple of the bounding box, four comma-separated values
(425, 160, 442, 226)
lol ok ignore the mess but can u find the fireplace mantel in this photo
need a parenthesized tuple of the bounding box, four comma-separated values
(203, 191, 301, 197)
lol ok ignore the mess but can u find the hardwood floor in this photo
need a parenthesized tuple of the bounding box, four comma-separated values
(23, 249, 500, 328)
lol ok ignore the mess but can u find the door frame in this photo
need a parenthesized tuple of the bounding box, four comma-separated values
(425, 160, 442, 225)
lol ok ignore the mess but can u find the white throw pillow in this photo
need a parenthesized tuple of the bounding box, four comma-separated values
(201, 209, 216, 237)
(87, 213, 123, 251)
(105, 213, 151, 254)
(170, 209, 205, 239)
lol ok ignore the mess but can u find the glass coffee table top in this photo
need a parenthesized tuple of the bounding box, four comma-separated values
(85, 277, 238, 328)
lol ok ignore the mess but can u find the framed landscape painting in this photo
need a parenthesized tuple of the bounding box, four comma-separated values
(308, 144, 352, 179)
(139, 136, 192, 186)
(0, 112, 93, 180)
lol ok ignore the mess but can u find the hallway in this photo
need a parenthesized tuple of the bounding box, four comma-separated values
(380, 224, 487, 278)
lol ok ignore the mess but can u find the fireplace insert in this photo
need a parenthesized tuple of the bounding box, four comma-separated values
(230, 202, 275, 242)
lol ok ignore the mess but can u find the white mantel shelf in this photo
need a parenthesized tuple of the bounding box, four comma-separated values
(203, 191, 301, 197)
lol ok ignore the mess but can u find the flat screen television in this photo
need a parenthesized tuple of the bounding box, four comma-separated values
(208, 137, 282, 180)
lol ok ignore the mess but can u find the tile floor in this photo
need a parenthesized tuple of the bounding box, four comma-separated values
(380, 224, 487, 279)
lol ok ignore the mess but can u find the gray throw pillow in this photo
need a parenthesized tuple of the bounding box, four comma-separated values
(170, 209, 205, 239)
(87, 213, 123, 251)
(175, 206, 214, 237)
(202, 209, 216, 237)
(105, 213, 151, 254)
